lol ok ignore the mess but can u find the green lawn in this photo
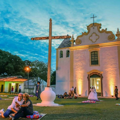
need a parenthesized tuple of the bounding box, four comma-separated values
(0, 96, 120, 120)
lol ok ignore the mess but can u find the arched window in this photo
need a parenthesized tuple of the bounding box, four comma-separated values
(66, 50, 70, 57)
(60, 51, 63, 58)
(91, 51, 98, 65)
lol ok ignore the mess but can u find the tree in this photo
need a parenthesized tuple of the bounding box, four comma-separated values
(0, 49, 25, 77)
(30, 60, 48, 84)
(24, 60, 31, 66)
(0, 49, 53, 85)
(51, 71, 56, 85)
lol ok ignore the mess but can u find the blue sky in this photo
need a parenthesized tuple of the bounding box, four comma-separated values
(0, 0, 120, 70)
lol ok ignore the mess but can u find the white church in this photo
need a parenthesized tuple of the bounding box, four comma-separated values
(56, 22, 120, 97)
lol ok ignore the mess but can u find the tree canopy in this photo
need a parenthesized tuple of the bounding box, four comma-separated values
(29, 60, 48, 83)
(0, 49, 56, 85)
(0, 49, 25, 76)
(51, 71, 56, 85)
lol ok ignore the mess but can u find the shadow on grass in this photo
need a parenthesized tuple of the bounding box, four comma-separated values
(44, 113, 94, 119)
(61, 102, 100, 105)
(61, 103, 85, 105)
(0, 113, 94, 120)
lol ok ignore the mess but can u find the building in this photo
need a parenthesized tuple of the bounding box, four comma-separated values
(0, 76, 27, 92)
(56, 23, 120, 97)
(24, 78, 47, 94)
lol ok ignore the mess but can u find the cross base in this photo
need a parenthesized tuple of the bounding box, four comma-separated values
(33, 87, 63, 107)
(33, 102, 62, 107)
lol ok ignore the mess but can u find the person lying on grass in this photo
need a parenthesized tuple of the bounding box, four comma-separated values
(9, 93, 33, 120)
(0, 93, 23, 118)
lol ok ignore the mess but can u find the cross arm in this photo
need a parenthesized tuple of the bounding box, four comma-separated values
(52, 35, 71, 39)
(31, 35, 71, 40)
(31, 37, 49, 40)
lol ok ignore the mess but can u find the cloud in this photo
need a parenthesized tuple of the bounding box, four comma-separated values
(0, 0, 120, 70)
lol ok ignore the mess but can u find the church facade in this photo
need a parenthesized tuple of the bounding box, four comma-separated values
(56, 23, 120, 97)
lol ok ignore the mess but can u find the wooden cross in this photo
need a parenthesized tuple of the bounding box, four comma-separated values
(91, 14, 97, 27)
(31, 18, 71, 87)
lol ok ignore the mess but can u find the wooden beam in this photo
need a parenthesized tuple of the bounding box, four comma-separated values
(52, 36, 71, 39)
(31, 37, 49, 40)
(31, 36, 71, 40)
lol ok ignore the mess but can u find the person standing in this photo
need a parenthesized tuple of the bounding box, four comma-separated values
(89, 87, 91, 94)
(88, 86, 98, 100)
(115, 86, 119, 100)
(70, 86, 74, 97)
(11, 86, 14, 94)
(93, 87, 98, 100)
(19, 85, 21, 93)
(74, 87, 76, 95)
(36, 82, 41, 100)
(88, 87, 94, 100)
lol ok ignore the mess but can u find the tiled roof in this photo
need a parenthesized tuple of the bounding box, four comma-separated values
(58, 38, 71, 48)
(0, 77, 27, 82)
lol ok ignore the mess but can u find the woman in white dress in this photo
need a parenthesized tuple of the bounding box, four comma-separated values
(88, 87, 98, 100)
(88, 87, 94, 100)
(93, 87, 98, 100)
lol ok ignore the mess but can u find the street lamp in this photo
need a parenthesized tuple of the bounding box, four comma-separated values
(24, 66, 31, 87)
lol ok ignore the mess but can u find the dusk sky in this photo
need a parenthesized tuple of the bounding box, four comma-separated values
(0, 0, 120, 70)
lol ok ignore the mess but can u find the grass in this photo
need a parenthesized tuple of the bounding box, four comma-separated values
(0, 95, 120, 120)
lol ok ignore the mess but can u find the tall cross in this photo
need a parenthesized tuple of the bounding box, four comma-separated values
(31, 18, 71, 87)
(91, 14, 97, 27)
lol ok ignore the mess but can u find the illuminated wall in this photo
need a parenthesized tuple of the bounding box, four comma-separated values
(74, 49, 88, 96)
(56, 48, 70, 94)
(56, 44, 120, 97)
(2, 81, 24, 92)
(73, 46, 120, 97)
(100, 46, 120, 97)
(0, 82, 5, 92)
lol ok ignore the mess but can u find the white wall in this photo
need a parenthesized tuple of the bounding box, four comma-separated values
(56, 48, 70, 94)
(21, 83, 24, 92)
(100, 46, 120, 97)
(74, 49, 89, 96)
(75, 25, 115, 46)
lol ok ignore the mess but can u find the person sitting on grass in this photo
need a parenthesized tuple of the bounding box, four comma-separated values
(63, 91, 72, 99)
(63, 92, 68, 99)
(0, 93, 23, 118)
(58, 94, 63, 98)
(9, 93, 33, 120)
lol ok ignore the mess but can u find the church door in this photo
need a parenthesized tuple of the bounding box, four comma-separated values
(90, 75, 101, 96)
(88, 73, 103, 96)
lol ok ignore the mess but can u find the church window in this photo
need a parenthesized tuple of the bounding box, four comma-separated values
(60, 51, 63, 58)
(91, 51, 98, 65)
(66, 50, 70, 57)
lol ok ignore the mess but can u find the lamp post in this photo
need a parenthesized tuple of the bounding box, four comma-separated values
(24, 66, 31, 87)
(26, 67, 30, 79)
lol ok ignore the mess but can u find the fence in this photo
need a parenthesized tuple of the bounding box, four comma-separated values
(24, 85, 56, 94)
